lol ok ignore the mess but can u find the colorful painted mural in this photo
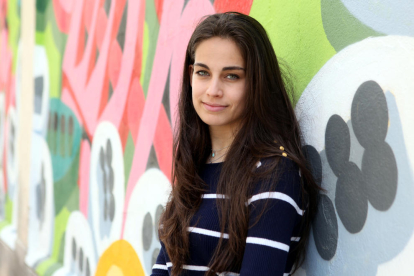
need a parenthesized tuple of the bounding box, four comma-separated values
(0, 0, 413, 275)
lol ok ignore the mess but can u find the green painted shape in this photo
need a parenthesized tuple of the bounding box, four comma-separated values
(5, 194, 12, 222)
(140, 21, 150, 86)
(45, 0, 68, 57)
(6, 0, 21, 73)
(43, 23, 64, 98)
(36, 10, 47, 32)
(249, 0, 336, 105)
(142, 0, 160, 96)
(36, 0, 50, 13)
(43, 263, 62, 276)
(321, 0, 384, 52)
(0, 220, 10, 231)
(124, 131, 135, 188)
(36, 258, 56, 275)
(48, 99, 82, 182)
(53, 149, 80, 214)
(35, 206, 70, 274)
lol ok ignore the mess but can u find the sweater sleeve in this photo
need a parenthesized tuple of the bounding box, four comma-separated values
(240, 158, 304, 276)
(151, 242, 170, 276)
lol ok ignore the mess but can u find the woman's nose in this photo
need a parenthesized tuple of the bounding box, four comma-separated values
(206, 77, 223, 97)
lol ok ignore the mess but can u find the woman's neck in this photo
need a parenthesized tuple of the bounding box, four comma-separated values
(208, 125, 237, 163)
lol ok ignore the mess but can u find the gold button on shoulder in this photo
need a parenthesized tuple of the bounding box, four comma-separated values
(282, 152, 287, 157)
(280, 146, 284, 151)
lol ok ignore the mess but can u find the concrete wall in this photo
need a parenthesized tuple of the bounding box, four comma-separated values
(0, 0, 413, 275)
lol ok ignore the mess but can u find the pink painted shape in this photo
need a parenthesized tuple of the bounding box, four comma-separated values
(61, 87, 83, 125)
(99, 0, 144, 130)
(0, 30, 11, 91)
(121, 0, 214, 237)
(127, 77, 145, 143)
(78, 140, 91, 217)
(169, 0, 215, 132)
(95, 7, 107, 51)
(83, 0, 94, 32)
(52, 0, 72, 33)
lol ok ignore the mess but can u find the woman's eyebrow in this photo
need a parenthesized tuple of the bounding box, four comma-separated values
(194, 63, 245, 71)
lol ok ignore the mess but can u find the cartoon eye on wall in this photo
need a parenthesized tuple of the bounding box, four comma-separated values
(89, 121, 125, 255)
(295, 36, 414, 275)
(25, 134, 55, 267)
(33, 45, 50, 136)
(124, 168, 171, 275)
(53, 211, 96, 276)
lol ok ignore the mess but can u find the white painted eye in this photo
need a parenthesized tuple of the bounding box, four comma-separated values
(33, 46, 50, 136)
(124, 168, 171, 275)
(89, 121, 125, 255)
(25, 133, 54, 267)
(53, 211, 96, 276)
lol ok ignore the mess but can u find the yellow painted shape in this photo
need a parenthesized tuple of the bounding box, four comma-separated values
(140, 21, 150, 86)
(107, 265, 124, 276)
(96, 240, 145, 276)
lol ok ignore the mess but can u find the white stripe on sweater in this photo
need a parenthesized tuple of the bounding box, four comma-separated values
(187, 227, 229, 239)
(247, 192, 304, 215)
(291, 236, 300, 242)
(202, 194, 227, 199)
(246, 237, 290, 252)
(152, 264, 168, 270)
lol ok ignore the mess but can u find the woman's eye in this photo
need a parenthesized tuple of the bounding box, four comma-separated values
(196, 71, 209, 76)
(226, 74, 239, 80)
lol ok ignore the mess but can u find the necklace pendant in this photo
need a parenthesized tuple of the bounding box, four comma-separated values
(212, 152, 215, 157)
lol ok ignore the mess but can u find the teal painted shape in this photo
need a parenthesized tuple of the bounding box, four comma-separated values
(321, 0, 385, 51)
(47, 99, 82, 182)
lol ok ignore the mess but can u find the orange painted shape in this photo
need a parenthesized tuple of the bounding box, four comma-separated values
(214, 0, 254, 14)
(95, 7, 108, 51)
(154, 0, 164, 22)
(95, 240, 145, 276)
(108, 39, 123, 88)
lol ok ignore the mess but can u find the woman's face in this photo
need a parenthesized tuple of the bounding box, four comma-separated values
(190, 37, 247, 134)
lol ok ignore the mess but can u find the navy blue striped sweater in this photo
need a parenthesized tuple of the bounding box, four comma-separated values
(151, 157, 305, 276)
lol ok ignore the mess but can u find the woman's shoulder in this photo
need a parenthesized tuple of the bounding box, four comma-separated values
(252, 156, 303, 203)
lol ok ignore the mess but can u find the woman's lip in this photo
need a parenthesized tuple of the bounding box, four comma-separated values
(202, 102, 228, 112)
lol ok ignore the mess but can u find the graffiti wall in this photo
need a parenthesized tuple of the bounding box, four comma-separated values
(0, 0, 413, 275)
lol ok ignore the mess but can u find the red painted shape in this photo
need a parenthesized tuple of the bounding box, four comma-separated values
(153, 106, 173, 182)
(154, 0, 164, 22)
(108, 39, 123, 88)
(214, 0, 254, 14)
(83, 0, 94, 32)
(52, 0, 72, 33)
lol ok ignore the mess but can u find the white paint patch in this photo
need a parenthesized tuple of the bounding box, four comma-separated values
(25, 133, 55, 267)
(89, 121, 125, 256)
(295, 36, 414, 276)
(124, 168, 171, 275)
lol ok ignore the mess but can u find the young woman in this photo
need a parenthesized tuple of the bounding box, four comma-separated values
(151, 12, 320, 276)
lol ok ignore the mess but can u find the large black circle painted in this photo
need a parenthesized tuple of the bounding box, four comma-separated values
(351, 81, 388, 149)
(325, 114, 350, 177)
(312, 194, 338, 260)
(362, 142, 398, 211)
(335, 162, 368, 234)
(302, 145, 322, 185)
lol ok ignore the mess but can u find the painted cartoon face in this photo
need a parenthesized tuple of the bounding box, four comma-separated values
(190, 37, 247, 134)
(25, 133, 54, 267)
(295, 36, 414, 275)
(124, 168, 171, 275)
(89, 121, 125, 255)
(53, 211, 97, 276)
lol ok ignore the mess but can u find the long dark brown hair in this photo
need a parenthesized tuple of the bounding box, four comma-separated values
(159, 12, 320, 276)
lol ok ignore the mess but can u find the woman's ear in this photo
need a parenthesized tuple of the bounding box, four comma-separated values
(189, 65, 193, 87)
